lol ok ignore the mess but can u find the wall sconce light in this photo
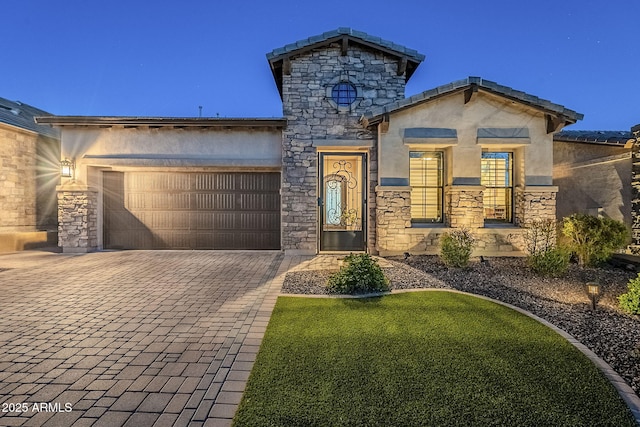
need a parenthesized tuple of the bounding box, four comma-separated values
(60, 158, 75, 179)
(586, 282, 600, 311)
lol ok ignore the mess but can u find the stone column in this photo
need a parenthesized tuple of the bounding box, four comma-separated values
(375, 186, 411, 253)
(57, 184, 98, 253)
(445, 186, 484, 228)
(514, 186, 558, 226)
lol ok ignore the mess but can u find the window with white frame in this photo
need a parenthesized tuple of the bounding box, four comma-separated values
(481, 152, 513, 223)
(409, 151, 443, 223)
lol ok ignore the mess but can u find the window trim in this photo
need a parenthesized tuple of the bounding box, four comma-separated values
(481, 151, 513, 223)
(409, 151, 444, 224)
(325, 76, 362, 112)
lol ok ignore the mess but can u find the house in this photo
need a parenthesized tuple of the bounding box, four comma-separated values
(36, 28, 584, 255)
(0, 97, 59, 251)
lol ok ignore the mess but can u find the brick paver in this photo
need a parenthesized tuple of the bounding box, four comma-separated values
(0, 250, 284, 426)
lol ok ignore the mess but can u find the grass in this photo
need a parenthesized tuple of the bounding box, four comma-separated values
(233, 291, 636, 427)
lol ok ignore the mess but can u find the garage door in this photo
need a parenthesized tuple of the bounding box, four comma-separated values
(104, 171, 280, 250)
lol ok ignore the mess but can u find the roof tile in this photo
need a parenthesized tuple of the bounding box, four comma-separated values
(364, 77, 583, 123)
(0, 97, 59, 139)
(266, 27, 425, 62)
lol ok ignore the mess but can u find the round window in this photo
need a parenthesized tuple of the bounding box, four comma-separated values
(331, 83, 357, 107)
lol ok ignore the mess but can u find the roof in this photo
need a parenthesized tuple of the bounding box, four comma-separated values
(553, 130, 634, 147)
(267, 28, 425, 98)
(362, 77, 584, 127)
(35, 116, 287, 129)
(266, 27, 425, 63)
(0, 97, 59, 139)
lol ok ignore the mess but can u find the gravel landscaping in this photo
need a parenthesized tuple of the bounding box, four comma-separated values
(282, 256, 640, 398)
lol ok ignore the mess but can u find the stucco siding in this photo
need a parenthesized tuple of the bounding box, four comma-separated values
(553, 141, 631, 225)
(377, 92, 553, 186)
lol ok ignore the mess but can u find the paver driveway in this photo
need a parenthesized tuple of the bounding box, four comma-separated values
(0, 250, 286, 427)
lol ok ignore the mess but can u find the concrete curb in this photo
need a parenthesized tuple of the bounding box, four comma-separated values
(280, 288, 640, 424)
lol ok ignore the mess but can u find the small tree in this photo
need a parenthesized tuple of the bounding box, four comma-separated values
(562, 214, 629, 267)
(439, 228, 476, 268)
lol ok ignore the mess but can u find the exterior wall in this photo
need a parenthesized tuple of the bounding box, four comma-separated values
(61, 127, 282, 183)
(376, 185, 527, 256)
(377, 93, 553, 184)
(0, 124, 59, 251)
(374, 91, 554, 256)
(57, 185, 98, 253)
(58, 126, 282, 250)
(281, 43, 407, 254)
(445, 186, 484, 228)
(553, 140, 631, 225)
(631, 125, 640, 250)
(514, 187, 558, 225)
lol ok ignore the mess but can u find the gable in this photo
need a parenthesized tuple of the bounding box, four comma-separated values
(362, 77, 583, 134)
(267, 28, 424, 99)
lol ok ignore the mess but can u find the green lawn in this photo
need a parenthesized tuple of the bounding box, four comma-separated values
(233, 291, 636, 427)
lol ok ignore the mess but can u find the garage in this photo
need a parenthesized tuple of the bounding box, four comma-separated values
(104, 171, 281, 250)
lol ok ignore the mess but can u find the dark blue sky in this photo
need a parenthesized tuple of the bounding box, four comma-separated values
(2, 0, 637, 130)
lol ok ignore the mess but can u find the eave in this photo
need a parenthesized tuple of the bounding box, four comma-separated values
(34, 116, 287, 130)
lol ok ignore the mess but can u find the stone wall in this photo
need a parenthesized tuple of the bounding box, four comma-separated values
(281, 43, 406, 253)
(445, 186, 484, 228)
(375, 187, 411, 253)
(0, 126, 37, 232)
(375, 185, 527, 256)
(0, 125, 59, 251)
(631, 126, 640, 251)
(514, 187, 558, 226)
(57, 186, 98, 253)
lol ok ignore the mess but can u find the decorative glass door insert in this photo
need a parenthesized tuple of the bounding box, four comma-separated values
(319, 153, 366, 251)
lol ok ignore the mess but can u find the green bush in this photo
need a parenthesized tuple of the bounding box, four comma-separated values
(528, 247, 570, 277)
(619, 274, 640, 315)
(439, 228, 476, 268)
(562, 214, 629, 267)
(326, 253, 390, 294)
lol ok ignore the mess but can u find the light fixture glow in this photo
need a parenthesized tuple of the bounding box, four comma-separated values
(60, 158, 75, 179)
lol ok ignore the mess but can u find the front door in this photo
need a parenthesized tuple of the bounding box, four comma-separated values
(319, 153, 366, 251)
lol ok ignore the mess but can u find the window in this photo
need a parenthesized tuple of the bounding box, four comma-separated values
(409, 152, 443, 223)
(481, 152, 513, 223)
(331, 83, 357, 107)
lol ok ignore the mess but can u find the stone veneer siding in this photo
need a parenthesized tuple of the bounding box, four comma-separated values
(375, 185, 562, 256)
(514, 187, 558, 226)
(631, 128, 640, 252)
(0, 126, 38, 232)
(57, 187, 98, 253)
(445, 186, 484, 228)
(281, 44, 406, 253)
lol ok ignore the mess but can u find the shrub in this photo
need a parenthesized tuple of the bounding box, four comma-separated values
(523, 219, 569, 277)
(326, 253, 390, 294)
(439, 228, 476, 268)
(524, 219, 557, 255)
(619, 274, 640, 315)
(528, 247, 570, 277)
(562, 214, 629, 267)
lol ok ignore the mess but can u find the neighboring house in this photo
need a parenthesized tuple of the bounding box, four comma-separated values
(553, 130, 634, 225)
(0, 97, 59, 251)
(36, 28, 584, 255)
